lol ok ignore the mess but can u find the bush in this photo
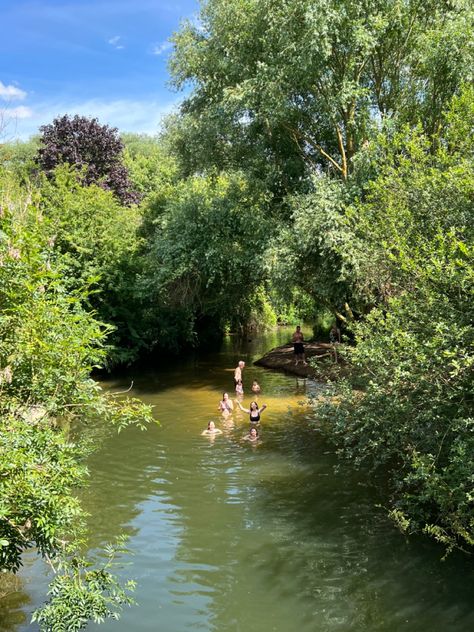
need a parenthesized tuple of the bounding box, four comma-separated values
(313, 117, 474, 551)
(0, 168, 154, 627)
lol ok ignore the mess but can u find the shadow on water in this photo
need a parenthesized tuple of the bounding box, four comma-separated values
(229, 423, 474, 632)
(3, 328, 474, 632)
(0, 575, 30, 632)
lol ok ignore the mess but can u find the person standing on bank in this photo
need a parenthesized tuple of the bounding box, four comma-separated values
(292, 325, 307, 366)
(234, 360, 245, 388)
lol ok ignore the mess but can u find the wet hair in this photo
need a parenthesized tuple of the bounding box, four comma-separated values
(250, 401, 258, 409)
(207, 421, 215, 430)
(249, 427, 259, 437)
(222, 392, 229, 399)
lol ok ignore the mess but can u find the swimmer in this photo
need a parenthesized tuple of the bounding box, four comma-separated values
(218, 392, 234, 415)
(201, 421, 223, 436)
(251, 380, 261, 393)
(235, 379, 244, 396)
(243, 427, 259, 442)
(236, 400, 267, 423)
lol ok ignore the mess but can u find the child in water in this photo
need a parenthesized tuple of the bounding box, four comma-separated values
(235, 379, 244, 396)
(201, 421, 223, 436)
(218, 392, 234, 415)
(243, 427, 259, 442)
(251, 380, 261, 393)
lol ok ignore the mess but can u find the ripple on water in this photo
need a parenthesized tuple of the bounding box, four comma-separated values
(9, 331, 474, 632)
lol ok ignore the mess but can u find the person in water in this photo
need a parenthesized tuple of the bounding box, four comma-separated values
(234, 360, 245, 387)
(218, 392, 234, 415)
(202, 420, 223, 436)
(236, 400, 267, 423)
(235, 379, 244, 396)
(243, 426, 259, 442)
(251, 380, 261, 393)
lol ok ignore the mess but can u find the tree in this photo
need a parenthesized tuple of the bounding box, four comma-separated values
(269, 173, 361, 325)
(38, 164, 144, 365)
(37, 114, 140, 206)
(312, 94, 474, 551)
(137, 170, 273, 348)
(170, 0, 474, 184)
(122, 133, 179, 199)
(0, 137, 39, 179)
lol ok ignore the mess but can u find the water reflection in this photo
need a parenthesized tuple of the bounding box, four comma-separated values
(0, 574, 30, 631)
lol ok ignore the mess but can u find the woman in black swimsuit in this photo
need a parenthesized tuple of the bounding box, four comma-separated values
(236, 400, 267, 423)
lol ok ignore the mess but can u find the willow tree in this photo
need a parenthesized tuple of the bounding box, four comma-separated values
(170, 0, 473, 183)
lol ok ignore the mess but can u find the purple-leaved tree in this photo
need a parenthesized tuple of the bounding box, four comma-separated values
(37, 114, 140, 206)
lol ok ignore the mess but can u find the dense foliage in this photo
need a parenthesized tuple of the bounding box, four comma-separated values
(0, 0, 473, 627)
(314, 113, 474, 551)
(0, 168, 153, 628)
(137, 171, 273, 347)
(37, 165, 145, 365)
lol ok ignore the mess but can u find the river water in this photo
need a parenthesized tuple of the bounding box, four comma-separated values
(2, 328, 474, 631)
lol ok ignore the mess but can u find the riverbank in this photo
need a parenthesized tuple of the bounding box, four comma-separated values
(254, 340, 342, 380)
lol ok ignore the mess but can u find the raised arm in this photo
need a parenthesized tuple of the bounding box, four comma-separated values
(236, 400, 250, 413)
(258, 404, 267, 414)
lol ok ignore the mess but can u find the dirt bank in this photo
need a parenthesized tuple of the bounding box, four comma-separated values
(254, 341, 340, 379)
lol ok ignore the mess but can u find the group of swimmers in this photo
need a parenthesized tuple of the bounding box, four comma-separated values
(202, 360, 268, 443)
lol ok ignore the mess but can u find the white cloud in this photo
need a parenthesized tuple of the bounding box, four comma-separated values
(66, 98, 177, 131)
(7, 96, 183, 140)
(108, 35, 124, 50)
(6, 105, 33, 119)
(0, 81, 27, 101)
(152, 41, 173, 56)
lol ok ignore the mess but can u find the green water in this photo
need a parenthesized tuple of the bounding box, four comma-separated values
(2, 328, 474, 631)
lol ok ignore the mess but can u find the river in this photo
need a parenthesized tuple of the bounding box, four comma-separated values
(1, 328, 474, 631)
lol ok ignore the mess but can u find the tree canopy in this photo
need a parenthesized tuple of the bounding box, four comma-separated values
(169, 0, 474, 183)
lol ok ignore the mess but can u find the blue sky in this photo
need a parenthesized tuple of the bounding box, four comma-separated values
(0, 0, 200, 139)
